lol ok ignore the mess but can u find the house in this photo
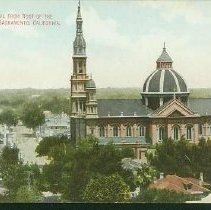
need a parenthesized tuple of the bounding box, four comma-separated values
(149, 174, 210, 195)
(38, 112, 70, 138)
(0, 125, 16, 149)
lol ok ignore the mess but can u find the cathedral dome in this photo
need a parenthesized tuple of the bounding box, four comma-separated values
(86, 79, 96, 89)
(143, 69, 188, 93)
(141, 44, 189, 110)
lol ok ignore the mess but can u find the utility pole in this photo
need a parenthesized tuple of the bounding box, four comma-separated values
(25, 171, 34, 191)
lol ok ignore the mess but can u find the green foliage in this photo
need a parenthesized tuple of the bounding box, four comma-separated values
(39, 95, 70, 114)
(15, 185, 41, 203)
(0, 146, 19, 166)
(135, 164, 157, 188)
(189, 88, 211, 98)
(0, 88, 209, 115)
(35, 136, 70, 158)
(132, 188, 195, 203)
(148, 138, 211, 181)
(36, 136, 134, 201)
(82, 173, 130, 202)
(20, 102, 45, 130)
(1, 163, 42, 196)
(0, 148, 42, 200)
(63, 142, 134, 201)
(96, 88, 140, 99)
(0, 108, 18, 127)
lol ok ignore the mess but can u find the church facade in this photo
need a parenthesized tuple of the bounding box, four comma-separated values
(70, 3, 211, 159)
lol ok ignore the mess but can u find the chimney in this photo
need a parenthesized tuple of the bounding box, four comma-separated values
(159, 172, 164, 180)
(199, 172, 204, 186)
(153, 177, 157, 184)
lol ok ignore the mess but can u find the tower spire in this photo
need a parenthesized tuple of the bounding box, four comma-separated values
(163, 42, 166, 50)
(73, 0, 86, 56)
(77, 0, 81, 19)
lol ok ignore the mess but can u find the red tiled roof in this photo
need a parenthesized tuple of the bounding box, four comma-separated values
(149, 175, 210, 194)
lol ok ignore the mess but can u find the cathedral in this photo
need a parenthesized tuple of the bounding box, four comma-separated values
(70, 3, 211, 159)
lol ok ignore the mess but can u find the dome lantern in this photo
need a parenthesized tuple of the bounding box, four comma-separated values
(156, 43, 173, 69)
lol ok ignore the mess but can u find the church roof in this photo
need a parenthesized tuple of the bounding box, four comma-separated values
(97, 98, 211, 117)
(97, 99, 152, 117)
(188, 98, 211, 116)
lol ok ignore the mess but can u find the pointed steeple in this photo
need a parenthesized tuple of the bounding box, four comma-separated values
(156, 43, 173, 69)
(73, 0, 86, 56)
(77, 0, 82, 20)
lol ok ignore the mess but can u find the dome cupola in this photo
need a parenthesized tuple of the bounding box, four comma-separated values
(86, 78, 96, 89)
(141, 44, 189, 110)
(156, 43, 173, 69)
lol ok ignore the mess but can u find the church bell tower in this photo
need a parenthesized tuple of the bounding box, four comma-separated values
(70, 1, 89, 118)
(70, 1, 98, 142)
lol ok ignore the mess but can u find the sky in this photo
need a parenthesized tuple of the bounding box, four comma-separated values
(0, 0, 211, 89)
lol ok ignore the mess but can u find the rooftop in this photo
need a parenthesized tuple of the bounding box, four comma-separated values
(149, 175, 210, 195)
(97, 98, 211, 117)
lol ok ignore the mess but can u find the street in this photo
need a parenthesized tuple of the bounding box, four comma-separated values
(13, 126, 49, 165)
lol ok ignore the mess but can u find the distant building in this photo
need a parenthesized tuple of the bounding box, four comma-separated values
(0, 125, 16, 149)
(70, 3, 211, 159)
(38, 112, 70, 138)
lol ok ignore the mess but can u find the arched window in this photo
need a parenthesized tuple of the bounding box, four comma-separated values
(173, 126, 179, 141)
(126, 126, 132, 137)
(113, 126, 119, 137)
(159, 127, 165, 141)
(139, 126, 145, 137)
(199, 124, 203, 135)
(79, 61, 83, 73)
(186, 126, 192, 140)
(99, 127, 105, 137)
(76, 101, 78, 112)
(208, 124, 211, 135)
(90, 128, 94, 135)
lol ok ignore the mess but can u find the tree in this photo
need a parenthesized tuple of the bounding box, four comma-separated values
(0, 146, 19, 166)
(65, 141, 134, 201)
(82, 174, 130, 202)
(0, 147, 42, 200)
(15, 185, 41, 203)
(135, 164, 157, 188)
(35, 136, 70, 158)
(35, 136, 135, 201)
(0, 108, 18, 127)
(39, 95, 70, 114)
(1, 163, 42, 198)
(148, 139, 193, 177)
(20, 102, 45, 131)
(147, 138, 211, 181)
